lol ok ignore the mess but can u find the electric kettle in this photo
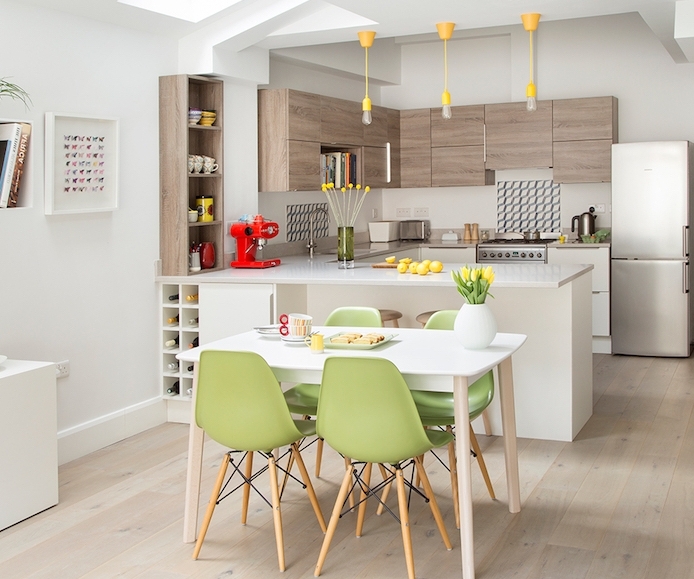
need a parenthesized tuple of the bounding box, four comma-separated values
(571, 209, 596, 238)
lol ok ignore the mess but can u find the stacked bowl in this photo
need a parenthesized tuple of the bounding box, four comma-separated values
(199, 110, 217, 126)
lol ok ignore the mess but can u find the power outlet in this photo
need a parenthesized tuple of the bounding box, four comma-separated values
(413, 207, 429, 218)
(56, 360, 70, 379)
(396, 207, 411, 218)
(371, 208, 378, 219)
(594, 203, 606, 214)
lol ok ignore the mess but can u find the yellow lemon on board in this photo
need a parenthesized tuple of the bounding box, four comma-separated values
(399, 257, 413, 264)
(416, 262, 430, 276)
(396, 262, 409, 273)
(385, 256, 396, 263)
(408, 261, 420, 273)
(429, 260, 444, 273)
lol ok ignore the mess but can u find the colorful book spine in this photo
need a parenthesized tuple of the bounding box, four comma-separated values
(0, 123, 22, 209)
(7, 123, 31, 208)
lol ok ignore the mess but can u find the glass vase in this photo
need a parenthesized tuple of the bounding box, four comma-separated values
(337, 226, 355, 269)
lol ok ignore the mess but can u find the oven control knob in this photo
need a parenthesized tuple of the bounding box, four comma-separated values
(505, 252, 510, 258)
(520, 252, 526, 258)
(489, 252, 495, 258)
(529, 252, 534, 258)
(481, 251, 487, 258)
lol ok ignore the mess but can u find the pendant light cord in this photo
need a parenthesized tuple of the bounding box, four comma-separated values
(364, 46, 369, 99)
(528, 30, 534, 85)
(444, 38, 449, 93)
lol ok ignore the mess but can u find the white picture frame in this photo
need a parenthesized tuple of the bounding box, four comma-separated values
(44, 112, 119, 214)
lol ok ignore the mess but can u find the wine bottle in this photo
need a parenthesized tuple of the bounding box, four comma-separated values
(164, 336, 179, 348)
(167, 361, 179, 370)
(186, 387, 193, 396)
(168, 294, 179, 301)
(166, 381, 180, 395)
(188, 337, 199, 348)
(188, 317, 199, 326)
(168, 314, 179, 324)
(186, 294, 198, 302)
(187, 365, 194, 372)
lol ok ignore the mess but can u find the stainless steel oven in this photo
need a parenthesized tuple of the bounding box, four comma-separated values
(477, 240, 547, 263)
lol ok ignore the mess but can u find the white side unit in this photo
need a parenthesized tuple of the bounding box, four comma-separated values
(0, 360, 58, 530)
(548, 245, 611, 352)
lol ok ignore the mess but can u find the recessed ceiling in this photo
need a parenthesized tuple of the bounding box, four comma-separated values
(117, 0, 243, 23)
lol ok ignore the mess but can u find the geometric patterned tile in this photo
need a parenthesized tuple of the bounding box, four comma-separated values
(497, 180, 561, 232)
(286, 203, 329, 242)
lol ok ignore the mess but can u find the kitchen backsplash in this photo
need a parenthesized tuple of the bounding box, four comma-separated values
(286, 202, 329, 242)
(496, 180, 561, 233)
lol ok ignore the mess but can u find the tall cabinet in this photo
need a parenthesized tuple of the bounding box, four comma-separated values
(159, 75, 224, 276)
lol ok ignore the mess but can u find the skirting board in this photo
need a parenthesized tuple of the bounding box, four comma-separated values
(57, 397, 167, 465)
(593, 336, 612, 354)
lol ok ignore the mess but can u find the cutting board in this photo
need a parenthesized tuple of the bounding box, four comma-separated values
(371, 262, 398, 268)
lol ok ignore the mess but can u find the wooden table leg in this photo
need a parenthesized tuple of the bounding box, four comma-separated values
(183, 363, 205, 543)
(497, 356, 521, 513)
(453, 375, 475, 579)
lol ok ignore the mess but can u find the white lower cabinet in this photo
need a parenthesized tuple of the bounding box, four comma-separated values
(548, 246, 611, 348)
(420, 246, 476, 263)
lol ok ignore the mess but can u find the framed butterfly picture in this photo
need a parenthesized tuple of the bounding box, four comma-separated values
(45, 112, 118, 214)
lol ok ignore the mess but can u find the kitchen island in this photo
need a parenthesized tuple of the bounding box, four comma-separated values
(158, 256, 593, 441)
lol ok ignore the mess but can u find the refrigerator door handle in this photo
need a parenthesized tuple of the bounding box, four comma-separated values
(684, 226, 690, 257)
(684, 261, 690, 294)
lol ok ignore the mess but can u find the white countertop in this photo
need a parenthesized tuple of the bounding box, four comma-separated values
(159, 254, 592, 289)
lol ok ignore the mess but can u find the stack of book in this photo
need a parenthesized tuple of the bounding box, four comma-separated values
(0, 122, 31, 208)
(320, 151, 357, 188)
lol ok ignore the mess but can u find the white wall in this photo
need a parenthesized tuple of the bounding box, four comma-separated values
(0, 0, 178, 462)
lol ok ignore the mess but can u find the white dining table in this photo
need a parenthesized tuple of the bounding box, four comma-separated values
(177, 326, 526, 579)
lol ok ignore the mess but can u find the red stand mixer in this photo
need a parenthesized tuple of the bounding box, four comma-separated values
(230, 215, 281, 268)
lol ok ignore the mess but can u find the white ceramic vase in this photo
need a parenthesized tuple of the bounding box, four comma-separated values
(454, 302, 497, 350)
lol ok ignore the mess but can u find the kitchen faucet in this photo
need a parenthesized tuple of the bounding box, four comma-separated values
(307, 206, 329, 258)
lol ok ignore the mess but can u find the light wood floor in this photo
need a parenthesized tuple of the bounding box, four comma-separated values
(1, 354, 693, 579)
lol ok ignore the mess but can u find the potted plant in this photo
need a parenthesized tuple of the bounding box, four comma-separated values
(0, 78, 31, 108)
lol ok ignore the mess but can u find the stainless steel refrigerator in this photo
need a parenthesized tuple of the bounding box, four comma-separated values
(611, 141, 693, 357)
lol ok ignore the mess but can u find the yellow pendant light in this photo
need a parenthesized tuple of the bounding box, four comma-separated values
(521, 13, 541, 112)
(358, 30, 376, 125)
(436, 22, 455, 120)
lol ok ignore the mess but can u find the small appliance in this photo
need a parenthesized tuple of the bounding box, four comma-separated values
(230, 214, 281, 268)
(571, 209, 596, 239)
(399, 219, 430, 241)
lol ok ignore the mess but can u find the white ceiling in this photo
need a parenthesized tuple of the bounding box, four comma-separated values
(15, 0, 694, 62)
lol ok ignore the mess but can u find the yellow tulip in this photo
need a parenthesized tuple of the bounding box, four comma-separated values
(482, 266, 494, 282)
(470, 268, 479, 282)
(461, 266, 470, 281)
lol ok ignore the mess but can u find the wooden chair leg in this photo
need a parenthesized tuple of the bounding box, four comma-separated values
(290, 443, 327, 532)
(345, 456, 355, 509)
(376, 464, 393, 515)
(240, 451, 254, 525)
(470, 424, 495, 499)
(446, 426, 460, 529)
(356, 462, 373, 537)
(315, 465, 354, 577)
(414, 456, 452, 550)
(395, 467, 416, 579)
(315, 438, 324, 477)
(192, 453, 230, 560)
(482, 409, 492, 436)
(267, 454, 285, 572)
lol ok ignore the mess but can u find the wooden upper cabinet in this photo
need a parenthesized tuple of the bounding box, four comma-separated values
(387, 109, 401, 188)
(320, 96, 363, 145)
(430, 105, 485, 147)
(363, 105, 388, 147)
(552, 97, 618, 142)
(287, 90, 321, 141)
(400, 109, 431, 187)
(484, 100, 553, 170)
(552, 96, 618, 183)
(432, 146, 493, 187)
(363, 145, 389, 189)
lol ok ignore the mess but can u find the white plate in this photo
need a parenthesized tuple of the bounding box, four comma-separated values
(254, 324, 281, 335)
(281, 335, 309, 344)
(0, 355, 6, 366)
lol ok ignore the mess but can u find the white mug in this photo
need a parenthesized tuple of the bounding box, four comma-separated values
(202, 163, 219, 174)
(187, 155, 195, 173)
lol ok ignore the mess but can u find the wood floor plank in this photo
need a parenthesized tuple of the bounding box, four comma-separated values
(593, 356, 652, 416)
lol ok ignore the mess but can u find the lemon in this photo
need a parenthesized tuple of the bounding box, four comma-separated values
(429, 260, 444, 273)
(416, 262, 430, 276)
(396, 262, 409, 273)
(421, 259, 431, 267)
(399, 257, 413, 264)
(408, 261, 419, 273)
(385, 256, 396, 264)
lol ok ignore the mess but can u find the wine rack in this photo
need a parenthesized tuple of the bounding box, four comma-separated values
(161, 282, 199, 401)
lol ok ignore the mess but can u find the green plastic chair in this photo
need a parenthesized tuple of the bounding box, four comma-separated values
(283, 306, 383, 477)
(314, 357, 453, 579)
(191, 350, 326, 570)
(409, 309, 496, 529)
